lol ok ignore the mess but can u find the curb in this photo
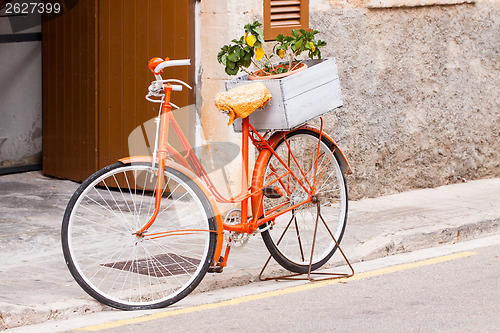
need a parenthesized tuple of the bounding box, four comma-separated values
(349, 218, 500, 262)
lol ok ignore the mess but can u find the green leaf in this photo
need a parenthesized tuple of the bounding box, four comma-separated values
(255, 27, 264, 37)
(242, 52, 252, 61)
(226, 60, 236, 70)
(225, 66, 239, 75)
(227, 53, 240, 62)
(277, 67, 286, 74)
(217, 51, 224, 63)
(294, 39, 302, 50)
(241, 58, 252, 68)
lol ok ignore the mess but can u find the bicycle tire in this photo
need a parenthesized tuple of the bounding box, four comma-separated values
(62, 162, 217, 310)
(258, 129, 348, 274)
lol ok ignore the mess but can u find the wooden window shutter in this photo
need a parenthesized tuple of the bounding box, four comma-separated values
(264, 0, 309, 41)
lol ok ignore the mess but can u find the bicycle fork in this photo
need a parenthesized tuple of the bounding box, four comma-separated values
(135, 85, 173, 237)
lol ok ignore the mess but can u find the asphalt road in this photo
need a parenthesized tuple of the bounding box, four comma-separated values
(11, 235, 500, 333)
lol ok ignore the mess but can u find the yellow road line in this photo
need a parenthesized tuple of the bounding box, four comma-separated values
(80, 251, 477, 331)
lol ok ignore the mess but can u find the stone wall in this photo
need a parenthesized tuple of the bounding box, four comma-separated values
(0, 15, 42, 171)
(199, 0, 500, 200)
(310, 0, 500, 199)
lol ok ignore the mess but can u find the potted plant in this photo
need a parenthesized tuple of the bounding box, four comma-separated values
(217, 21, 327, 80)
(219, 21, 343, 132)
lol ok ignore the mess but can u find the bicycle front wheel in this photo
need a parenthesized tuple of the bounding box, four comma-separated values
(259, 129, 348, 274)
(62, 162, 217, 310)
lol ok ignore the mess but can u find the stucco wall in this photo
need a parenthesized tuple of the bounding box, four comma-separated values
(310, 0, 500, 199)
(0, 15, 42, 171)
(199, 0, 262, 209)
(200, 0, 500, 201)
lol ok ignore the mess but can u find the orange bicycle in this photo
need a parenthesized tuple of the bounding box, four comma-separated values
(61, 57, 352, 310)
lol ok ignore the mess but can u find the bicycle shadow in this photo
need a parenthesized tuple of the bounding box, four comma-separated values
(127, 104, 240, 194)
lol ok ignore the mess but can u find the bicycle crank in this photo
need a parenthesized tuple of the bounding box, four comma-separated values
(223, 208, 250, 248)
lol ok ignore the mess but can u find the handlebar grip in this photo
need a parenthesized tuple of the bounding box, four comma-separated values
(155, 59, 191, 73)
(148, 57, 191, 74)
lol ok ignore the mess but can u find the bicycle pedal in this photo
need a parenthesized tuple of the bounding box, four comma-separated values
(208, 266, 224, 273)
(262, 186, 283, 199)
(208, 256, 224, 273)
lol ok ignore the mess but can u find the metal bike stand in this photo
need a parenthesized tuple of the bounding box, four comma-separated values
(259, 202, 354, 282)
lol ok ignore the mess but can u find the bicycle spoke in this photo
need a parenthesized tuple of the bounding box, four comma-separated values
(112, 174, 135, 219)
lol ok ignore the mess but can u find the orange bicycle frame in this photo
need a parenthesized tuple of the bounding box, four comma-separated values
(127, 62, 352, 267)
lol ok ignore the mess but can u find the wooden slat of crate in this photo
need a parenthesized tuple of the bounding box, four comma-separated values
(284, 78, 343, 128)
(227, 58, 343, 132)
(281, 59, 339, 100)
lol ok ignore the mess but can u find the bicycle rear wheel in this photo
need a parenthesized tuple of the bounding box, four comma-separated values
(62, 162, 217, 310)
(259, 129, 348, 274)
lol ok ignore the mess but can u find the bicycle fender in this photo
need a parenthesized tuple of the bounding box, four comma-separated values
(250, 125, 352, 219)
(118, 156, 224, 264)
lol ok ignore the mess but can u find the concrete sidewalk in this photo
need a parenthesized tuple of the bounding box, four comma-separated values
(0, 171, 498, 330)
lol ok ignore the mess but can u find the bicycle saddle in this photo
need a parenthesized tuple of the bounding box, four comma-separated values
(214, 82, 272, 125)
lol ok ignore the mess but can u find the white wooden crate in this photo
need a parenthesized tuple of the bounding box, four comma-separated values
(226, 58, 343, 132)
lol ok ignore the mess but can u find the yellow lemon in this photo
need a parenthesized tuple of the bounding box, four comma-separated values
(255, 45, 265, 61)
(308, 42, 316, 52)
(279, 49, 286, 59)
(246, 34, 257, 47)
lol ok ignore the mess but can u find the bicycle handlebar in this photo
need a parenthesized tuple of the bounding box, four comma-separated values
(146, 58, 192, 107)
(148, 57, 191, 75)
(155, 59, 191, 73)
